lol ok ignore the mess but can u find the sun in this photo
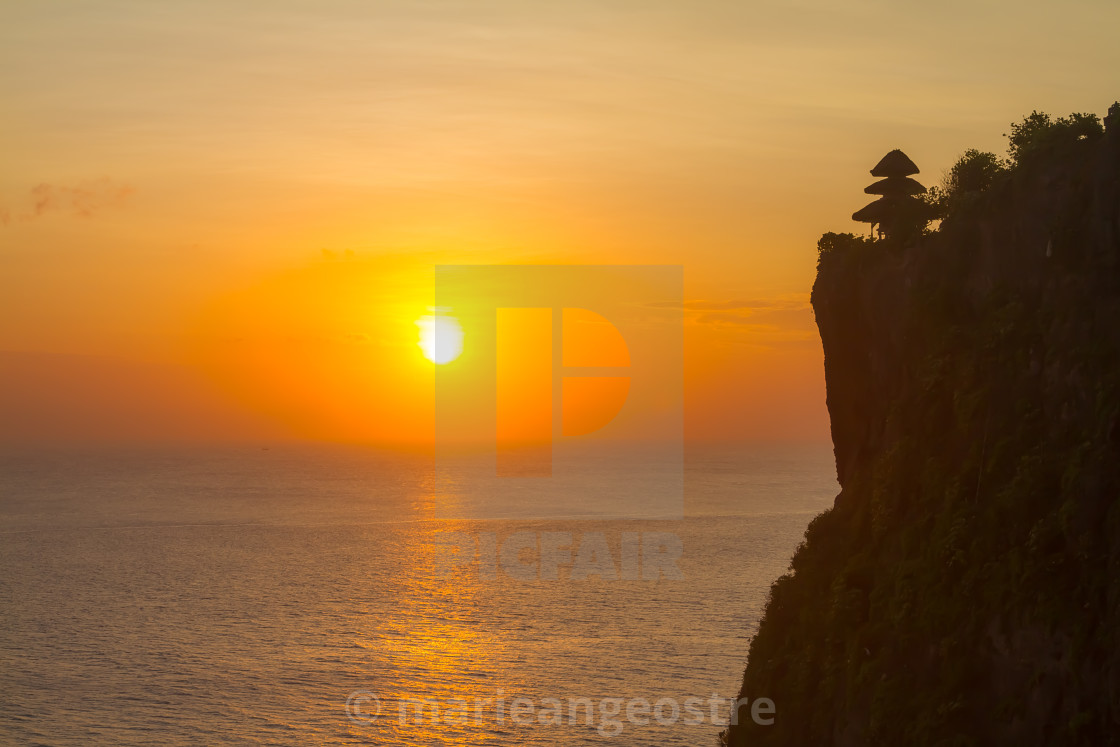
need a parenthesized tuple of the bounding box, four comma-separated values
(416, 313, 464, 364)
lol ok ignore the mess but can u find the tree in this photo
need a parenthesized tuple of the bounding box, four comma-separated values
(925, 149, 1007, 219)
(1005, 110, 1103, 165)
(945, 149, 1006, 195)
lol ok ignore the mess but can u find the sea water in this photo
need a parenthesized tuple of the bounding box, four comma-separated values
(0, 443, 835, 745)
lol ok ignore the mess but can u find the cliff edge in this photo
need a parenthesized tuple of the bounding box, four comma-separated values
(726, 109, 1120, 745)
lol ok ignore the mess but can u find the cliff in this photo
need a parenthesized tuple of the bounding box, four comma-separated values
(726, 110, 1120, 745)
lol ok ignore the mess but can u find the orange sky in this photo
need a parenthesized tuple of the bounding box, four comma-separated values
(2, 1, 1117, 446)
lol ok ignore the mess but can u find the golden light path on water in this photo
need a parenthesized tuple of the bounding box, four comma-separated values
(0, 444, 838, 745)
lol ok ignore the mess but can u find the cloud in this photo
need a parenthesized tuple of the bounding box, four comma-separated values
(656, 294, 817, 349)
(650, 294, 813, 327)
(696, 311, 762, 325)
(2, 179, 133, 225)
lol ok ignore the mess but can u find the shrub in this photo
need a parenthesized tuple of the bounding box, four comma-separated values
(1005, 110, 1103, 165)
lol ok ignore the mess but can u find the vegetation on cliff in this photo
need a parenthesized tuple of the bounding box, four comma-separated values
(724, 102, 1120, 746)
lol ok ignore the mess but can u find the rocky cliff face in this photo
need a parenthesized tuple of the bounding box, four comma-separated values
(726, 118, 1120, 745)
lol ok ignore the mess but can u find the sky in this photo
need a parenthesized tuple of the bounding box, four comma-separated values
(2, 0, 1118, 446)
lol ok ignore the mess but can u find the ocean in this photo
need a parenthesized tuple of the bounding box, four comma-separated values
(0, 443, 836, 745)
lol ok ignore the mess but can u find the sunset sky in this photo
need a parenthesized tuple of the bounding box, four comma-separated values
(2, 0, 1118, 446)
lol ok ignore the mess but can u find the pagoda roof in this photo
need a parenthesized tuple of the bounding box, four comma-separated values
(864, 176, 927, 196)
(852, 197, 893, 223)
(853, 194, 936, 224)
(870, 149, 920, 177)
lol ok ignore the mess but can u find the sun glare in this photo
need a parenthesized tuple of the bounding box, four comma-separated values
(417, 313, 464, 364)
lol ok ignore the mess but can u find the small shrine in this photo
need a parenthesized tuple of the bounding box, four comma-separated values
(852, 149, 930, 239)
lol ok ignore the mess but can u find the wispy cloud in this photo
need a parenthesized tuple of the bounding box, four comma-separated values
(652, 294, 817, 349)
(650, 294, 811, 318)
(2, 179, 133, 225)
(696, 311, 762, 325)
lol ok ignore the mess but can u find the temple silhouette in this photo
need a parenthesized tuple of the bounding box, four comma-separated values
(852, 149, 931, 239)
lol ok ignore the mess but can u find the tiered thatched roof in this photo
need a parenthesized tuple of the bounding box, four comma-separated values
(864, 176, 926, 196)
(852, 149, 931, 237)
(870, 149, 920, 177)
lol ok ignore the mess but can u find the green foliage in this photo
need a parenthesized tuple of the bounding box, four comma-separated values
(729, 104, 1120, 746)
(923, 149, 1007, 220)
(922, 184, 946, 219)
(945, 149, 1006, 198)
(816, 232, 865, 257)
(1006, 110, 1104, 165)
(923, 105, 1113, 227)
(815, 232, 876, 270)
